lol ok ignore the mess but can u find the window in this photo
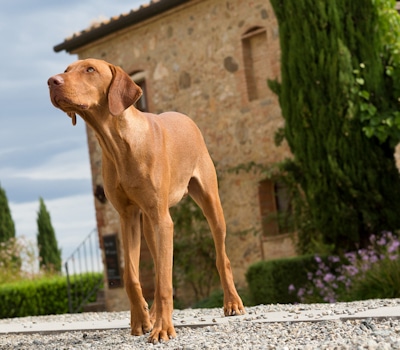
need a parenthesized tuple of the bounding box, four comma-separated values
(130, 71, 148, 112)
(242, 27, 268, 101)
(258, 179, 293, 236)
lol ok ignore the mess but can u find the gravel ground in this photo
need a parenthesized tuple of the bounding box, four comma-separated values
(1, 299, 399, 349)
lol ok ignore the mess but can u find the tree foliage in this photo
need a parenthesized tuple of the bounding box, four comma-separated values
(0, 184, 15, 244)
(36, 198, 62, 273)
(269, 0, 400, 253)
(356, 0, 400, 144)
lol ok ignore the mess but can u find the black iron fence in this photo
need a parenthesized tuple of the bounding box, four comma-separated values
(64, 228, 104, 313)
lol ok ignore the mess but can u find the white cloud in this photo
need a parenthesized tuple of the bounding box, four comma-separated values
(10, 193, 97, 263)
(13, 148, 92, 181)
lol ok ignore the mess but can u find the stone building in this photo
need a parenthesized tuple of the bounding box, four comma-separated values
(54, 0, 296, 311)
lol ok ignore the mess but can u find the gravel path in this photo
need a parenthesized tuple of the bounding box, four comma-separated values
(1, 299, 400, 349)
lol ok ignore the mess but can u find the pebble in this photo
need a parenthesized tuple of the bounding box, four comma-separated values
(0, 299, 399, 349)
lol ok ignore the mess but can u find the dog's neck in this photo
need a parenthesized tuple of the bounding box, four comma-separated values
(80, 106, 149, 162)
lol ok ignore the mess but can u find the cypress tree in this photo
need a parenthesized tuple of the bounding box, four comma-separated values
(0, 184, 15, 243)
(269, 0, 400, 252)
(36, 198, 62, 273)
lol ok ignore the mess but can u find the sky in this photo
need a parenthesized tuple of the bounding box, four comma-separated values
(0, 0, 147, 266)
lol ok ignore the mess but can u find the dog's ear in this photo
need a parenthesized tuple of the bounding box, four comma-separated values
(108, 65, 143, 116)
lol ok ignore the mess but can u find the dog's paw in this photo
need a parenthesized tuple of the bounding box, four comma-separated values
(147, 323, 176, 344)
(130, 312, 153, 336)
(130, 320, 152, 336)
(224, 300, 245, 316)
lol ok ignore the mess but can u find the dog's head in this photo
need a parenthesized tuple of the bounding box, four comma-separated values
(47, 58, 142, 125)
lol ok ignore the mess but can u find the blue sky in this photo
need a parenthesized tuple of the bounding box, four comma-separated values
(0, 1, 147, 263)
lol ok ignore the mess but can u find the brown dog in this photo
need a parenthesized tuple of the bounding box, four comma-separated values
(48, 59, 244, 343)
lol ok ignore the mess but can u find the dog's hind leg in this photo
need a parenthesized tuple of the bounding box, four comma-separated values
(188, 166, 245, 316)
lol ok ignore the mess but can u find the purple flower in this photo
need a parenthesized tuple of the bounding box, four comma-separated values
(369, 255, 379, 263)
(323, 273, 335, 283)
(294, 232, 400, 304)
(288, 284, 296, 293)
(328, 255, 340, 263)
(337, 275, 346, 282)
(315, 279, 324, 289)
(384, 231, 394, 241)
(323, 293, 336, 303)
(345, 252, 357, 264)
(342, 265, 359, 276)
(359, 250, 370, 261)
(377, 236, 387, 246)
(388, 240, 400, 254)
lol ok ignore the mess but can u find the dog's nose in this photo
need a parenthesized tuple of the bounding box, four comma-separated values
(48, 75, 64, 87)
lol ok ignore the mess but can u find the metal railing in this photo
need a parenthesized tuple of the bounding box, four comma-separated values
(64, 228, 104, 313)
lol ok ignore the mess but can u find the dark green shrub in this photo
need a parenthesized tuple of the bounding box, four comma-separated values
(193, 289, 224, 309)
(0, 277, 66, 318)
(293, 232, 400, 303)
(246, 255, 320, 304)
(346, 257, 400, 301)
(247, 233, 400, 305)
(0, 273, 102, 319)
(193, 288, 252, 309)
(67, 273, 104, 312)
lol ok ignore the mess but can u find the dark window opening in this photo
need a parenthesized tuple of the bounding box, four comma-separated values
(258, 179, 293, 236)
(130, 71, 148, 112)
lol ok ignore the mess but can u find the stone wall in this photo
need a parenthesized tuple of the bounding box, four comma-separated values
(74, 0, 294, 310)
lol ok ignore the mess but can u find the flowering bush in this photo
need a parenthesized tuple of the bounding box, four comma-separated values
(0, 236, 38, 284)
(289, 231, 400, 303)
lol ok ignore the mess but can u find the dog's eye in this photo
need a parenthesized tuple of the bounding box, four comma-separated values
(86, 67, 95, 73)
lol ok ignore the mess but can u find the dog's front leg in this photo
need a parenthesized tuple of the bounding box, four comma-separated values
(141, 214, 158, 326)
(146, 211, 176, 344)
(120, 208, 152, 336)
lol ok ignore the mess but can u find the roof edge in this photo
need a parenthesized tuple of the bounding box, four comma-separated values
(54, 0, 191, 53)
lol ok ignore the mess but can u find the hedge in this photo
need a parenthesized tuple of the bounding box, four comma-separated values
(246, 255, 320, 304)
(0, 273, 103, 319)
